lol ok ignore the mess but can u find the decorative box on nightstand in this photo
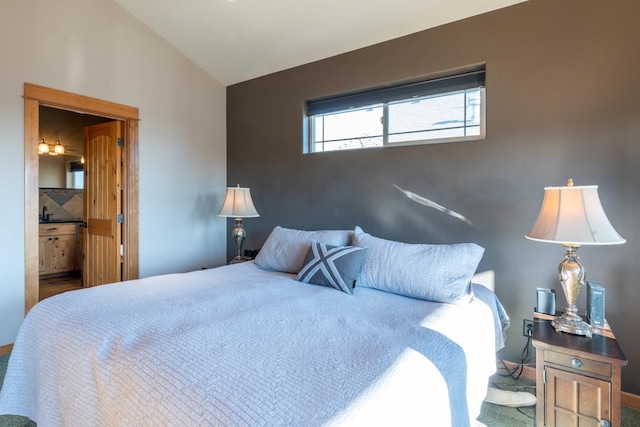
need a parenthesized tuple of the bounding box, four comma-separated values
(532, 313, 627, 427)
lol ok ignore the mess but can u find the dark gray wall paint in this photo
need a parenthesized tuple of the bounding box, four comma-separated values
(227, 0, 640, 393)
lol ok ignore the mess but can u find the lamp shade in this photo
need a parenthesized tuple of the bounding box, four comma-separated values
(218, 185, 259, 218)
(54, 140, 65, 155)
(38, 139, 49, 154)
(526, 180, 625, 245)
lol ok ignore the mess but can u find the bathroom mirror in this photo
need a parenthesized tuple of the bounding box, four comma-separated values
(39, 106, 109, 189)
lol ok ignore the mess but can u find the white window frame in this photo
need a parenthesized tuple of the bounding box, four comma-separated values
(304, 68, 486, 154)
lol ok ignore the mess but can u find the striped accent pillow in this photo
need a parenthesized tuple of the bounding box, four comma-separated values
(297, 241, 367, 294)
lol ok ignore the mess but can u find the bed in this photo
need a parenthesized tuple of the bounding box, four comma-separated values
(0, 226, 509, 426)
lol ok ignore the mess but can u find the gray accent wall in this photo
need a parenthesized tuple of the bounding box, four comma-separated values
(227, 0, 640, 393)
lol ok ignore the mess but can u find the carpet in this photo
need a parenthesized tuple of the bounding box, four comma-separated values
(480, 374, 640, 427)
(477, 376, 536, 427)
(0, 354, 33, 427)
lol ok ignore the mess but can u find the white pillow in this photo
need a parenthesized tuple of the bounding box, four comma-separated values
(351, 226, 484, 303)
(254, 226, 352, 273)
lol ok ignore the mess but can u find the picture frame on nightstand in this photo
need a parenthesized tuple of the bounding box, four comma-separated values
(535, 287, 556, 315)
(587, 280, 606, 328)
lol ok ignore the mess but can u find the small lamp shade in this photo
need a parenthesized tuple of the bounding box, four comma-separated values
(526, 180, 625, 246)
(218, 185, 259, 218)
(54, 140, 65, 155)
(38, 139, 49, 154)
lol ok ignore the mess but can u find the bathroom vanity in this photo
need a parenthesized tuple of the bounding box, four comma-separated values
(39, 222, 81, 276)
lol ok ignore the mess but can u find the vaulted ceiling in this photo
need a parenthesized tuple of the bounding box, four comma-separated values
(113, 0, 526, 86)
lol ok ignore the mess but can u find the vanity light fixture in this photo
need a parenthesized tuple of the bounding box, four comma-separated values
(38, 138, 66, 155)
(38, 138, 49, 154)
(54, 140, 65, 155)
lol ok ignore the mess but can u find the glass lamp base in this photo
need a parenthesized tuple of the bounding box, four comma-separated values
(552, 313, 593, 337)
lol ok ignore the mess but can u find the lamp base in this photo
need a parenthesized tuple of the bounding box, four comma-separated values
(230, 218, 247, 264)
(552, 311, 593, 337)
(552, 244, 593, 337)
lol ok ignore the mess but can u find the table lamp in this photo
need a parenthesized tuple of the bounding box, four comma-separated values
(526, 179, 625, 337)
(218, 185, 260, 263)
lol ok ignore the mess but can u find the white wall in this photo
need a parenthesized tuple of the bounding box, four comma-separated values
(0, 0, 228, 346)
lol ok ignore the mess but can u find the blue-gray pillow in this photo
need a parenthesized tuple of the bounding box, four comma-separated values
(296, 241, 367, 294)
(351, 226, 484, 303)
(254, 226, 352, 273)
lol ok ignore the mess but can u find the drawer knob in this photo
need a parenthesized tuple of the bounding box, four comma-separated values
(600, 420, 610, 427)
(572, 358, 582, 368)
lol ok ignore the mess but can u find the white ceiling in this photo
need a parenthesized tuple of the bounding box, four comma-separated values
(113, 0, 527, 86)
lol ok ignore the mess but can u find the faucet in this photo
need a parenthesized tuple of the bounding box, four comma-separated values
(42, 206, 48, 221)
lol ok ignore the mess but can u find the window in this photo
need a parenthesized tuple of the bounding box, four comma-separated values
(305, 68, 485, 153)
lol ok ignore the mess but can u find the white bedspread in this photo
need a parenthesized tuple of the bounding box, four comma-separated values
(0, 262, 499, 426)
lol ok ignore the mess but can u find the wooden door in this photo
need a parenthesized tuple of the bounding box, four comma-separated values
(83, 121, 123, 287)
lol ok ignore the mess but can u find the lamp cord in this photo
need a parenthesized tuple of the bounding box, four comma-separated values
(496, 335, 533, 381)
(492, 336, 536, 420)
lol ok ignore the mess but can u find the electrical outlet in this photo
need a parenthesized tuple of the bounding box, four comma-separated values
(523, 319, 534, 337)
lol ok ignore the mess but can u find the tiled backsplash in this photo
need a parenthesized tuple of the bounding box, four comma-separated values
(39, 188, 83, 221)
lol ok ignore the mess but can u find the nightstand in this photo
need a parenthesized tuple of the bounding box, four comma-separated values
(532, 317, 627, 427)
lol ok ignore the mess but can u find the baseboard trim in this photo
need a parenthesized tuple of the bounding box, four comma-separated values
(498, 359, 640, 409)
(0, 343, 13, 355)
(622, 392, 640, 410)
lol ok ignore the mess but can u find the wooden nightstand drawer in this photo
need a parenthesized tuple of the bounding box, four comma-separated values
(545, 350, 611, 378)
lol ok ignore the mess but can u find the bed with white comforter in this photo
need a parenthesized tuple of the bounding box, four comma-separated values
(0, 227, 508, 427)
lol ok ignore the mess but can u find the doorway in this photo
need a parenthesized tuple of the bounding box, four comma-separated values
(24, 83, 140, 314)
